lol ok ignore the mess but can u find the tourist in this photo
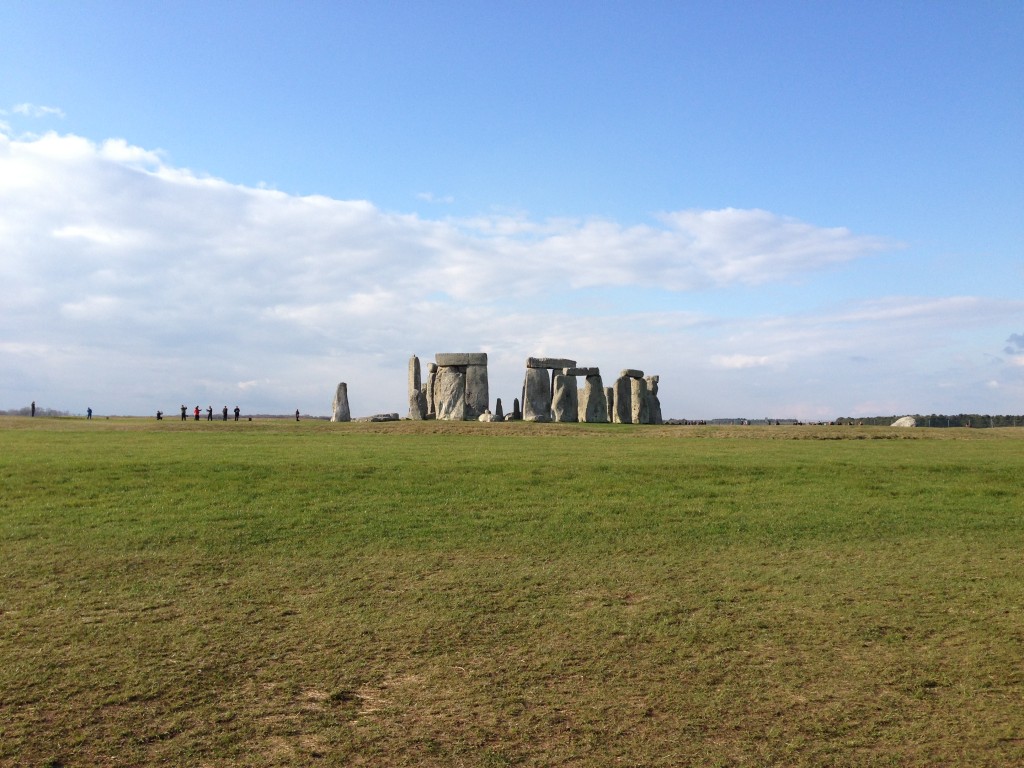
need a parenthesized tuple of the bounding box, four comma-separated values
(193, 406, 200, 421)
(206, 406, 213, 421)
(233, 406, 240, 422)
(156, 410, 163, 420)
(180, 404, 187, 421)
(87, 407, 92, 420)
(222, 405, 228, 421)
(31, 401, 35, 417)
(295, 409, 300, 422)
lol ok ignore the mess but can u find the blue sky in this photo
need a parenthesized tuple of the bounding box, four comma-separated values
(1, 1, 1022, 419)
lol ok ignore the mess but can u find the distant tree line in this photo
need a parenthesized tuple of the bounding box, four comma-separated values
(834, 414, 1024, 428)
(0, 406, 74, 417)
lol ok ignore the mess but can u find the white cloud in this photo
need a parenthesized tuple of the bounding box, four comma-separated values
(1, 130, 1017, 419)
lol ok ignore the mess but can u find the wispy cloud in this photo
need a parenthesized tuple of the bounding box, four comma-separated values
(11, 103, 66, 119)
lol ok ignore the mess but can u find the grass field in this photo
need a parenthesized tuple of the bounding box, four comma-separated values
(1, 417, 1022, 767)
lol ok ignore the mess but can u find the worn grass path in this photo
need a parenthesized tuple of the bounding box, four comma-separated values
(1, 417, 1023, 766)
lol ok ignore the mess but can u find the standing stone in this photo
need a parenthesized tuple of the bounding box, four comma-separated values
(331, 382, 351, 422)
(631, 376, 650, 424)
(645, 375, 663, 425)
(613, 376, 632, 423)
(512, 398, 522, 420)
(551, 373, 579, 422)
(580, 374, 608, 423)
(523, 367, 552, 422)
(605, 386, 615, 423)
(465, 364, 489, 421)
(425, 363, 437, 418)
(494, 398, 504, 421)
(407, 355, 427, 420)
(434, 368, 466, 421)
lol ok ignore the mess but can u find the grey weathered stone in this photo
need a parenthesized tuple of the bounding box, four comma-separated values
(494, 398, 504, 421)
(631, 377, 650, 424)
(526, 357, 576, 369)
(407, 355, 427, 420)
(645, 375, 663, 425)
(563, 367, 599, 377)
(620, 368, 644, 379)
(425, 368, 437, 417)
(436, 352, 488, 367)
(605, 386, 614, 423)
(512, 398, 522, 420)
(579, 374, 608, 423)
(434, 367, 466, 421)
(613, 376, 632, 423)
(331, 382, 351, 423)
(464, 364, 489, 421)
(551, 373, 579, 422)
(523, 367, 552, 422)
(355, 412, 400, 422)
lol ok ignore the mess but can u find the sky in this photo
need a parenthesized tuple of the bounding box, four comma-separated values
(1, 1, 1022, 420)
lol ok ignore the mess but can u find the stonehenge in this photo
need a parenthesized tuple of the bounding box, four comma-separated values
(347, 352, 663, 424)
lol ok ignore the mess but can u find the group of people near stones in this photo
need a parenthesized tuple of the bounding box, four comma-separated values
(173, 404, 241, 422)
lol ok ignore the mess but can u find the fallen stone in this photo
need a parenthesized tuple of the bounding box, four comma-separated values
(355, 413, 399, 422)
(891, 416, 917, 427)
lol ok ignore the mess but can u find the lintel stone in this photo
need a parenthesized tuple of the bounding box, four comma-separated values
(526, 357, 576, 369)
(620, 368, 645, 379)
(563, 367, 599, 377)
(436, 352, 487, 367)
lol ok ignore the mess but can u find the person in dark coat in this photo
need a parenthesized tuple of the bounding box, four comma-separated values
(233, 406, 240, 422)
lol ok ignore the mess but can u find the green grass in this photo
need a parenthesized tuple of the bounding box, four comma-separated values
(2, 417, 1023, 766)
